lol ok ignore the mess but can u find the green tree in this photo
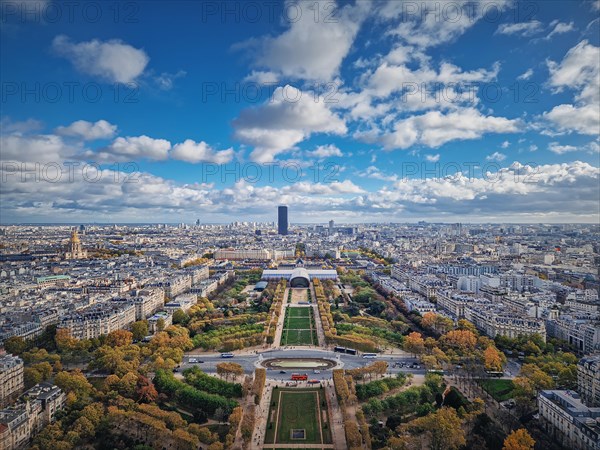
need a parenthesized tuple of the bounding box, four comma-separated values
(131, 321, 149, 341)
(406, 407, 465, 450)
(54, 370, 94, 400)
(172, 309, 190, 325)
(24, 367, 43, 388)
(4, 336, 27, 355)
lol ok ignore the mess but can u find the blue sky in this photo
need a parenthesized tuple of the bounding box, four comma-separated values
(1, 0, 599, 223)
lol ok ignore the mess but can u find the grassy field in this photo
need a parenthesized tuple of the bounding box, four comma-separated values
(264, 388, 332, 445)
(280, 307, 315, 346)
(288, 307, 311, 318)
(287, 316, 312, 329)
(284, 329, 314, 345)
(478, 379, 515, 402)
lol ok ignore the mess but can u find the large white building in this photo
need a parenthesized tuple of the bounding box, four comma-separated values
(0, 382, 66, 450)
(578, 356, 600, 407)
(0, 355, 23, 407)
(538, 390, 600, 450)
(214, 249, 271, 260)
(165, 293, 197, 314)
(546, 317, 600, 354)
(261, 268, 338, 286)
(128, 288, 165, 320)
(58, 302, 137, 340)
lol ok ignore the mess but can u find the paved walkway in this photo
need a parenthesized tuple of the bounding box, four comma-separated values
(311, 285, 326, 348)
(271, 287, 289, 349)
(250, 381, 275, 449)
(324, 381, 348, 450)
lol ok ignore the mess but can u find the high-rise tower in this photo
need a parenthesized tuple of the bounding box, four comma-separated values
(278, 205, 288, 235)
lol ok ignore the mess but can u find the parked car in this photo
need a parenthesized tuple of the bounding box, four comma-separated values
(279, 370, 286, 374)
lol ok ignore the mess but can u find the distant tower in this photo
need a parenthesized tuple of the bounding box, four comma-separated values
(329, 220, 334, 233)
(64, 229, 87, 260)
(278, 205, 288, 235)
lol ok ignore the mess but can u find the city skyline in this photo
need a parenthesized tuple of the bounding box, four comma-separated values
(1, 1, 599, 224)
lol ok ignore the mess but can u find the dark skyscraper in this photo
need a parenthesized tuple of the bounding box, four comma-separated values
(278, 205, 288, 235)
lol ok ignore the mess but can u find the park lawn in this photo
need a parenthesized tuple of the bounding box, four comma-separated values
(281, 307, 315, 345)
(284, 329, 314, 345)
(287, 316, 312, 329)
(265, 389, 331, 445)
(478, 379, 515, 402)
(288, 307, 311, 317)
(277, 391, 320, 443)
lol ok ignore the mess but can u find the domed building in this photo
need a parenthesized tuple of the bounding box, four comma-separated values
(64, 230, 87, 260)
(289, 267, 310, 288)
(261, 260, 338, 285)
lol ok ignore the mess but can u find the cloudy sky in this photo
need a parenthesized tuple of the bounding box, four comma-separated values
(1, 0, 599, 223)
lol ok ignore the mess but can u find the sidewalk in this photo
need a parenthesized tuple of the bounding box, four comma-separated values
(271, 287, 289, 349)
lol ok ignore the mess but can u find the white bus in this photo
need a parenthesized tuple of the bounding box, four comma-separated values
(362, 353, 378, 359)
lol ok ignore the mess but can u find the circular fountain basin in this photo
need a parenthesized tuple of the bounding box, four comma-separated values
(262, 358, 337, 370)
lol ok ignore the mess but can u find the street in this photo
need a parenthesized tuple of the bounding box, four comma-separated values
(181, 348, 426, 380)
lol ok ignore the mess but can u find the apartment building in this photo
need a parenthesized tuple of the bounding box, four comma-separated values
(120, 288, 165, 321)
(214, 248, 271, 260)
(403, 296, 437, 314)
(185, 265, 209, 285)
(0, 355, 24, 407)
(436, 290, 473, 318)
(538, 390, 600, 450)
(147, 311, 172, 333)
(164, 293, 196, 314)
(465, 303, 546, 341)
(578, 356, 600, 407)
(58, 301, 136, 340)
(0, 382, 66, 450)
(546, 317, 600, 354)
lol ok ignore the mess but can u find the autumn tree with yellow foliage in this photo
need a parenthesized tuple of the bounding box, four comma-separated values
(483, 345, 506, 372)
(502, 429, 535, 450)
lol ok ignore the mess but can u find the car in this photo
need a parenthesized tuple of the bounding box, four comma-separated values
(313, 370, 321, 374)
(198, 360, 204, 364)
(279, 370, 286, 374)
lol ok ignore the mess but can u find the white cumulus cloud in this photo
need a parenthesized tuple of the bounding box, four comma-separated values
(496, 21, 543, 37)
(309, 144, 343, 158)
(233, 85, 347, 162)
(236, 0, 370, 80)
(170, 139, 234, 164)
(92, 135, 171, 161)
(52, 35, 149, 83)
(379, 108, 519, 149)
(55, 120, 117, 140)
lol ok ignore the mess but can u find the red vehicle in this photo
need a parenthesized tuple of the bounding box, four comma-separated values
(291, 373, 308, 381)
(307, 379, 320, 384)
